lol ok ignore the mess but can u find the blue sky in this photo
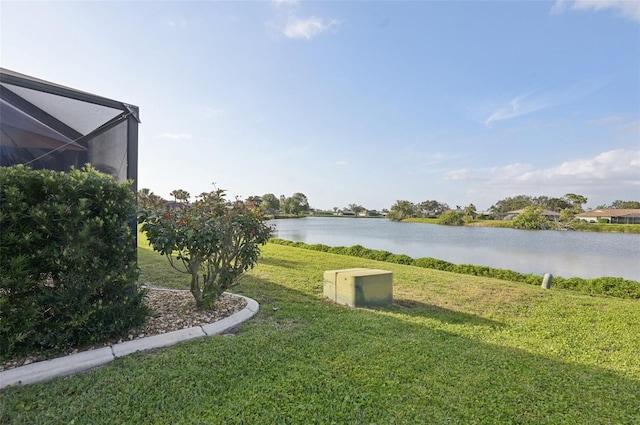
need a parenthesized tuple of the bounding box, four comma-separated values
(2, 0, 639, 211)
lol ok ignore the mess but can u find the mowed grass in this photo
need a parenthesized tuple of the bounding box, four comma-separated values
(2, 241, 639, 424)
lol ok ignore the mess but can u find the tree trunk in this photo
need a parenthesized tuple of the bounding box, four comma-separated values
(190, 273, 204, 308)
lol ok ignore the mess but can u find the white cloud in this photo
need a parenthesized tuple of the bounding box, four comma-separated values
(551, 0, 640, 22)
(443, 168, 475, 181)
(273, 0, 299, 6)
(516, 148, 640, 184)
(445, 162, 533, 182)
(484, 91, 548, 127)
(550, 0, 569, 14)
(283, 16, 339, 40)
(157, 133, 194, 140)
(490, 162, 534, 179)
(334, 160, 348, 166)
(451, 149, 640, 208)
(483, 78, 607, 126)
(267, 0, 339, 41)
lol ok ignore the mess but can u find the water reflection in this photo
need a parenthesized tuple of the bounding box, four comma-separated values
(270, 217, 640, 280)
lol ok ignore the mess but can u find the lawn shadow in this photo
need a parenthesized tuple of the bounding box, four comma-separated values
(257, 257, 300, 269)
(384, 298, 505, 328)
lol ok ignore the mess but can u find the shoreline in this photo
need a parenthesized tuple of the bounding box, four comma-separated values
(296, 215, 640, 234)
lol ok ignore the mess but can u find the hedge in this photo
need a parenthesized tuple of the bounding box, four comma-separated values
(0, 165, 148, 359)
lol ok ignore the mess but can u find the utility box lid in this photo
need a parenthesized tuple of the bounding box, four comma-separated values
(323, 268, 393, 308)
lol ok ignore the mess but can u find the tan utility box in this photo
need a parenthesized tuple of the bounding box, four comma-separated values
(323, 268, 393, 308)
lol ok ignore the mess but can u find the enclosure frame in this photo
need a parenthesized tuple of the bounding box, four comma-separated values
(0, 67, 139, 193)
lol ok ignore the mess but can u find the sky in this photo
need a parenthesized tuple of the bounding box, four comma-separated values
(1, 0, 639, 211)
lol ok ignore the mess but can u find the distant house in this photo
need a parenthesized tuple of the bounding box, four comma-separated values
(575, 209, 640, 224)
(422, 211, 440, 218)
(499, 209, 561, 221)
(165, 200, 188, 211)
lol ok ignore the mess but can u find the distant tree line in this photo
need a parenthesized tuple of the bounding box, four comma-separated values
(247, 193, 310, 215)
(138, 189, 311, 216)
(595, 200, 640, 209)
(488, 193, 587, 214)
(386, 199, 472, 222)
(386, 194, 640, 225)
(139, 188, 640, 223)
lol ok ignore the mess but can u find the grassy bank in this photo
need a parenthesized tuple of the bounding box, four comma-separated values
(404, 217, 640, 233)
(269, 239, 640, 299)
(2, 243, 639, 424)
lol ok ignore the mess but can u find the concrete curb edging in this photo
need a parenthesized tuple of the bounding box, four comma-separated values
(0, 293, 259, 390)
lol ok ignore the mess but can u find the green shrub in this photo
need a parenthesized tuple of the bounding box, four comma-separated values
(437, 210, 465, 226)
(0, 165, 148, 359)
(308, 244, 330, 252)
(345, 244, 368, 258)
(512, 206, 549, 230)
(414, 257, 456, 271)
(370, 250, 395, 262)
(386, 254, 414, 265)
(327, 246, 349, 256)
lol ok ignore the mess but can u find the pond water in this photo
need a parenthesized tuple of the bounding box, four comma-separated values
(269, 217, 640, 280)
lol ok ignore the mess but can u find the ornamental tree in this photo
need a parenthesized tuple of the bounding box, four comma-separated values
(138, 187, 271, 308)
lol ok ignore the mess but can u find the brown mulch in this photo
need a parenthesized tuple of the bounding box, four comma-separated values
(0, 289, 247, 372)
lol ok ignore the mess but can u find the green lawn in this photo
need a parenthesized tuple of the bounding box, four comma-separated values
(2, 242, 639, 424)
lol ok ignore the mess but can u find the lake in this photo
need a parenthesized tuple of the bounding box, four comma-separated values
(269, 217, 640, 281)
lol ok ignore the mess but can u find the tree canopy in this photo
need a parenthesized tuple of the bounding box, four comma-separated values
(387, 200, 416, 221)
(605, 200, 640, 209)
(280, 192, 310, 215)
(511, 206, 549, 230)
(261, 193, 280, 212)
(416, 200, 449, 216)
(169, 189, 190, 203)
(489, 194, 588, 214)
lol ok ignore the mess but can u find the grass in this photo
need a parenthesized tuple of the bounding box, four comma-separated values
(404, 217, 640, 233)
(2, 242, 639, 424)
(137, 244, 190, 290)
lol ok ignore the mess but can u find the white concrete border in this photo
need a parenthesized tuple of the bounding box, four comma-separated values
(0, 292, 259, 390)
